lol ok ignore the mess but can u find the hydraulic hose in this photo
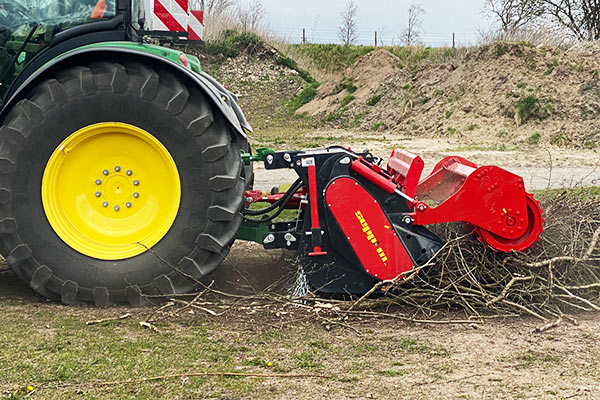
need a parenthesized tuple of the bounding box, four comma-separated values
(243, 179, 304, 221)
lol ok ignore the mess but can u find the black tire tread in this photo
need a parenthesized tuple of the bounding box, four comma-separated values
(0, 61, 248, 306)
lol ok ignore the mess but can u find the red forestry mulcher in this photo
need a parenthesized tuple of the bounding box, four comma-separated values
(240, 147, 545, 294)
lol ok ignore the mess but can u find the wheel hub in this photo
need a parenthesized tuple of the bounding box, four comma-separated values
(42, 122, 181, 260)
(97, 169, 138, 207)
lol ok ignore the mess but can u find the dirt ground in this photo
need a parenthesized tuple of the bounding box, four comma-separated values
(1, 259, 600, 400)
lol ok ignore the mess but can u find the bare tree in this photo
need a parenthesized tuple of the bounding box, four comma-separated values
(236, 0, 265, 31)
(338, 1, 359, 45)
(484, 0, 545, 33)
(542, 0, 600, 40)
(203, 0, 237, 15)
(400, 4, 425, 46)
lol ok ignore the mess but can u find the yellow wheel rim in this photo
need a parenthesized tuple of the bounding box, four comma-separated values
(42, 122, 181, 260)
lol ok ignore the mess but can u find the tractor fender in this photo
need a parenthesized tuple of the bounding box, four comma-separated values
(1, 46, 251, 138)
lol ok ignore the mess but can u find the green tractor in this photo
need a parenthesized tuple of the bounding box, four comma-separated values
(0, 0, 251, 305)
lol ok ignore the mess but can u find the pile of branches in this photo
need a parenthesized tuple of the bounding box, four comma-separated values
(356, 189, 600, 322)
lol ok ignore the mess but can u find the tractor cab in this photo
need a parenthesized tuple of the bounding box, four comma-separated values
(0, 0, 120, 101)
(0, 0, 203, 105)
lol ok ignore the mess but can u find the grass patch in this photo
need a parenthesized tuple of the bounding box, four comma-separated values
(275, 55, 315, 83)
(550, 132, 571, 146)
(334, 79, 357, 94)
(508, 350, 562, 369)
(287, 82, 320, 111)
(293, 352, 323, 370)
(527, 132, 541, 145)
(341, 94, 355, 107)
(396, 338, 448, 357)
(367, 94, 382, 106)
(514, 95, 550, 124)
(201, 30, 265, 59)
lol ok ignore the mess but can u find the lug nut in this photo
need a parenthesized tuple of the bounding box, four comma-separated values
(102, 169, 109, 176)
(95, 179, 102, 185)
(126, 202, 132, 208)
(114, 205, 120, 211)
(126, 170, 133, 176)
(133, 180, 140, 186)
(115, 166, 121, 172)
(133, 192, 139, 198)
(95, 191, 102, 197)
(102, 201, 108, 207)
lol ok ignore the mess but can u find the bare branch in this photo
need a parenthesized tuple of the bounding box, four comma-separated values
(484, 0, 545, 33)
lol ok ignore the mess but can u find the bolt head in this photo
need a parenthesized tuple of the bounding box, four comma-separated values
(126, 170, 132, 176)
(95, 179, 102, 185)
(133, 192, 139, 198)
(115, 166, 121, 172)
(133, 180, 140, 186)
(102, 169, 109, 176)
(126, 202, 132, 208)
(114, 205, 120, 211)
(102, 201, 108, 207)
(95, 191, 101, 198)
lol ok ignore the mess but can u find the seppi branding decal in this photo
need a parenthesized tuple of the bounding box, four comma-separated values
(355, 211, 388, 264)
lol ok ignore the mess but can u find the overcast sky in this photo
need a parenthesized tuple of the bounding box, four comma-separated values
(259, 0, 494, 47)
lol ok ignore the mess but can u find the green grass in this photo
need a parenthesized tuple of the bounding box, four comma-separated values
(289, 43, 460, 74)
(287, 82, 320, 111)
(372, 122, 385, 131)
(367, 94, 382, 106)
(527, 132, 541, 145)
(275, 55, 315, 83)
(201, 30, 265, 59)
(515, 95, 550, 123)
(505, 350, 562, 369)
(341, 94, 355, 107)
(334, 79, 357, 94)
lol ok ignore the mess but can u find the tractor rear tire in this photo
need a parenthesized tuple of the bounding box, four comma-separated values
(0, 61, 247, 306)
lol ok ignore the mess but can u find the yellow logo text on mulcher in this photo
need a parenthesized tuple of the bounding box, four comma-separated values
(355, 211, 388, 263)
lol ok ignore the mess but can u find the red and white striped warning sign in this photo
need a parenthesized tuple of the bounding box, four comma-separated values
(151, 0, 189, 33)
(188, 9, 204, 41)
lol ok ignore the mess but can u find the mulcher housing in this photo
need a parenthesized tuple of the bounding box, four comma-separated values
(240, 147, 544, 294)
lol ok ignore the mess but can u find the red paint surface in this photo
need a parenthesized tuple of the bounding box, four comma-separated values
(326, 177, 414, 280)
